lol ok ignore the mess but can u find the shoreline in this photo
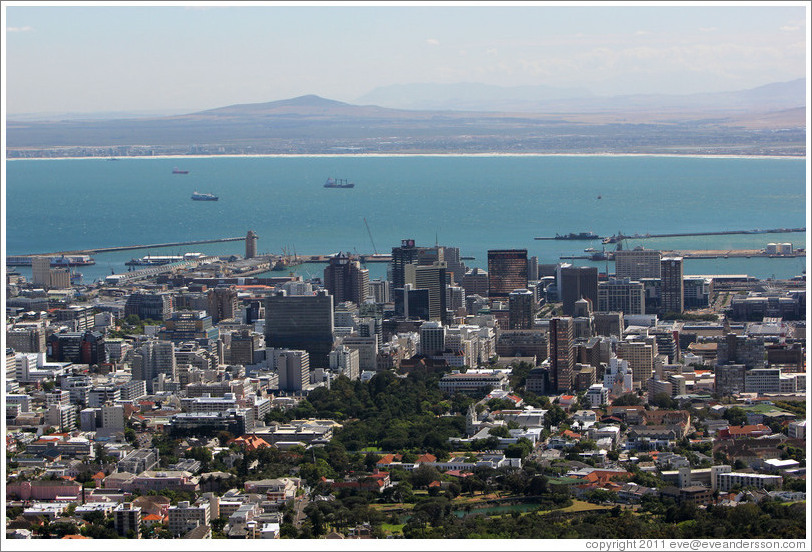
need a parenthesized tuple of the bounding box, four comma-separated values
(5, 152, 807, 161)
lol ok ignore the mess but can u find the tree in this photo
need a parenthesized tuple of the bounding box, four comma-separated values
(613, 393, 642, 406)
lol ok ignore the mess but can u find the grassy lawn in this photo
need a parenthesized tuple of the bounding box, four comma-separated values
(381, 523, 405, 536)
(360, 446, 382, 452)
(556, 500, 614, 514)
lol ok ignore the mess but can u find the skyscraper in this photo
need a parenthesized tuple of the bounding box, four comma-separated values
(549, 316, 575, 393)
(614, 249, 662, 280)
(487, 249, 528, 303)
(390, 239, 421, 289)
(404, 262, 447, 322)
(132, 340, 176, 393)
(277, 350, 311, 392)
(265, 290, 335, 368)
(560, 266, 598, 316)
(508, 289, 535, 330)
(598, 278, 645, 314)
(323, 252, 370, 306)
(660, 257, 684, 314)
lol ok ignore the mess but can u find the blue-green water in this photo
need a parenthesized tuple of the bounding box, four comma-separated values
(5, 155, 808, 283)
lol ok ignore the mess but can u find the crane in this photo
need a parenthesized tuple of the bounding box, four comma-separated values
(364, 217, 378, 255)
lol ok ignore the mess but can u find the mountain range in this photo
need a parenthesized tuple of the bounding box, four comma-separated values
(6, 79, 806, 157)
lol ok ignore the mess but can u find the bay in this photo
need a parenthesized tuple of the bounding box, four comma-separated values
(5, 155, 807, 283)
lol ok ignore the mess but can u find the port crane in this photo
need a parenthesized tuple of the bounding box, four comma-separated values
(364, 217, 378, 255)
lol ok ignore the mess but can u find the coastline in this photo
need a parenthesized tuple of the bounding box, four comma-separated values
(5, 152, 807, 161)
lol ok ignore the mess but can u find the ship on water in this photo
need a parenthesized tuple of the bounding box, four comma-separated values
(6, 254, 96, 267)
(126, 252, 206, 266)
(173, 167, 189, 174)
(324, 177, 355, 188)
(554, 231, 600, 240)
(191, 191, 218, 201)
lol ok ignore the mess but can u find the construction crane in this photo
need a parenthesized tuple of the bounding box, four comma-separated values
(364, 217, 378, 255)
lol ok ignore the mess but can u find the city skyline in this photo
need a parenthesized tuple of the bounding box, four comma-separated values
(3, 1, 808, 116)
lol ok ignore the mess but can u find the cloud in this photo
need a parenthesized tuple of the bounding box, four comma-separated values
(426, 38, 440, 46)
(780, 25, 800, 32)
(699, 27, 717, 32)
(7, 26, 33, 32)
(486, 48, 498, 56)
(635, 30, 651, 36)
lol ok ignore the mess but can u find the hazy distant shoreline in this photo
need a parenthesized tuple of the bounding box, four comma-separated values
(5, 152, 806, 161)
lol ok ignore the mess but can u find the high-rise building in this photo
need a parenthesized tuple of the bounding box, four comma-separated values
(487, 250, 528, 303)
(660, 257, 684, 314)
(419, 321, 446, 357)
(394, 284, 430, 320)
(158, 311, 219, 345)
(245, 230, 258, 259)
(461, 268, 489, 297)
(508, 289, 535, 329)
(265, 290, 335, 368)
(549, 317, 575, 393)
(329, 345, 360, 381)
(31, 257, 51, 287)
(404, 262, 447, 322)
(598, 278, 645, 314)
(560, 266, 598, 316)
(125, 292, 174, 321)
(528, 256, 539, 281)
(230, 329, 261, 365)
(114, 504, 142, 537)
(617, 337, 657, 388)
(277, 350, 311, 392)
(614, 249, 662, 280)
(132, 340, 176, 393)
(390, 239, 422, 289)
(369, 279, 390, 303)
(440, 246, 467, 284)
(207, 287, 239, 324)
(323, 252, 370, 306)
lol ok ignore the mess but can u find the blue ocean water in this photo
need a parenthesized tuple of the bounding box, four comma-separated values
(4, 155, 808, 283)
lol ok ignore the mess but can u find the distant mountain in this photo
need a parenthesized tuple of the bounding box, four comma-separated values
(6, 86, 806, 157)
(354, 79, 806, 114)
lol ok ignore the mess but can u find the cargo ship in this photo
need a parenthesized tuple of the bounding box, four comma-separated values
(173, 167, 189, 174)
(554, 232, 600, 240)
(324, 177, 355, 188)
(6, 254, 96, 267)
(191, 192, 218, 201)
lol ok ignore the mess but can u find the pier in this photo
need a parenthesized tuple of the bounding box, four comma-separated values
(560, 248, 806, 261)
(22, 237, 246, 258)
(535, 227, 805, 241)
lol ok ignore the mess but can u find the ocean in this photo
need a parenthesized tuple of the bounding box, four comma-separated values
(4, 155, 808, 284)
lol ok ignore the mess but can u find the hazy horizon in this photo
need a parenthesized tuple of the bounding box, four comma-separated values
(4, 2, 808, 117)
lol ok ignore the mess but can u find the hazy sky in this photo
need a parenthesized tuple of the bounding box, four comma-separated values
(3, 1, 809, 115)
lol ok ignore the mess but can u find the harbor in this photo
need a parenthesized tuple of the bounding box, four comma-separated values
(561, 248, 806, 261)
(535, 227, 805, 242)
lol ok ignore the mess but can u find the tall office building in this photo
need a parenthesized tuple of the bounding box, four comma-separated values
(440, 246, 467, 284)
(207, 287, 239, 324)
(508, 289, 535, 330)
(394, 284, 430, 320)
(528, 256, 539, 281)
(31, 257, 51, 287)
(461, 268, 489, 297)
(369, 279, 390, 303)
(390, 239, 422, 289)
(132, 340, 176, 393)
(404, 262, 447, 322)
(419, 321, 446, 357)
(614, 249, 662, 280)
(487, 249, 528, 303)
(265, 290, 335, 368)
(617, 337, 657, 388)
(245, 230, 258, 259)
(125, 292, 173, 321)
(277, 350, 311, 392)
(598, 278, 645, 314)
(550, 317, 575, 393)
(560, 266, 598, 316)
(323, 252, 370, 306)
(660, 257, 684, 314)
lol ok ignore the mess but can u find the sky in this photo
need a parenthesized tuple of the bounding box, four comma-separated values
(2, 1, 809, 116)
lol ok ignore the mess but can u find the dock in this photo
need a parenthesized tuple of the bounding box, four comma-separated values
(536, 227, 805, 241)
(21, 237, 246, 258)
(560, 248, 805, 261)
